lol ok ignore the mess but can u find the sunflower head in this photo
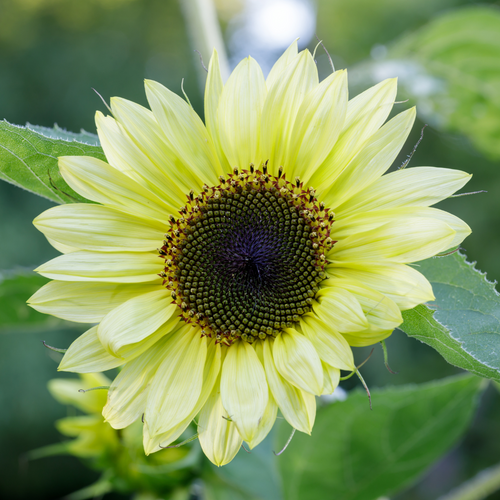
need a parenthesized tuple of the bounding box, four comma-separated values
(29, 42, 471, 466)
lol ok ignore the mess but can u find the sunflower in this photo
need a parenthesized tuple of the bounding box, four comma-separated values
(29, 42, 471, 466)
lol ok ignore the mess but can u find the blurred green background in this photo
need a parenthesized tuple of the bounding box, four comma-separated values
(1, 0, 500, 498)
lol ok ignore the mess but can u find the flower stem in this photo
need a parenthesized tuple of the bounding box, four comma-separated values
(180, 0, 230, 90)
(437, 462, 500, 500)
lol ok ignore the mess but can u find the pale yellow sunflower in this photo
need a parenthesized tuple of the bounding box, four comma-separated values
(29, 42, 471, 466)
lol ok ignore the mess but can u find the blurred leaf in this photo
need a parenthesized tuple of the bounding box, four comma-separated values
(0, 120, 102, 204)
(400, 252, 500, 382)
(389, 5, 500, 159)
(65, 476, 112, 500)
(276, 374, 483, 500)
(315, 0, 475, 65)
(209, 433, 283, 500)
(203, 474, 260, 500)
(0, 269, 68, 332)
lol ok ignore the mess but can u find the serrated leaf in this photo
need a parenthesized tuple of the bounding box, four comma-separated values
(0, 120, 104, 203)
(276, 374, 484, 500)
(0, 270, 71, 332)
(26, 124, 100, 146)
(399, 252, 500, 382)
(389, 5, 500, 159)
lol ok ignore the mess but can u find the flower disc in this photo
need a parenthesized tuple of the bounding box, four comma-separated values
(161, 168, 334, 344)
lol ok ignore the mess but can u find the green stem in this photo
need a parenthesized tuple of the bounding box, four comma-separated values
(180, 0, 230, 90)
(438, 463, 500, 500)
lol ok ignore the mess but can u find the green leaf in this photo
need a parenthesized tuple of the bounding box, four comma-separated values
(276, 374, 484, 500)
(389, 5, 500, 159)
(209, 433, 283, 500)
(400, 252, 500, 382)
(0, 120, 104, 203)
(0, 269, 70, 332)
(26, 123, 100, 146)
(203, 474, 260, 500)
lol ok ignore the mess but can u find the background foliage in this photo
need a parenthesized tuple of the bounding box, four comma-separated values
(1, 0, 500, 499)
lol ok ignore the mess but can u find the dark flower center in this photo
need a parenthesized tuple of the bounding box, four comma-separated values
(159, 167, 335, 344)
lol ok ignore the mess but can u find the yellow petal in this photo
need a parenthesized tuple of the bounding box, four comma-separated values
(145, 327, 208, 435)
(243, 340, 278, 449)
(28, 281, 163, 323)
(263, 340, 316, 434)
(59, 155, 176, 221)
(103, 333, 173, 429)
(217, 56, 266, 170)
(272, 329, 323, 395)
(266, 40, 299, 91)
(326, 262, 434, 311)
(109, 98, 199, 200)
(312, 287, 368, 333)
(59, 326, 124, 373)
(261, 49, 318, 175)
(310, 78, 398, 189)
(332, 207, 471, 253)
(246, 392, 278, 450)
(329, 218, 456, 264)
(204, 49, 230, 172)
(144, 338, 221, 454)
(287, 70, 348, 182)
(220, 340, 268, 443)
(321, 362, 340, 396)
(145, 79, 222, 185)
(342, 328, 393, 347)
(34, 204, 165, 253)
(327, 279, 403, 342)
(300, 314, 355, 371)
(335, 167, 471, 217)
(95, 111, 188, 204)
(97, 289, 177, 357)
(198, 378, 243, 466)
(142, 418, 192, 456)
(46, 237, 78, 254)
(35, 251, 162, 283)
(321, 107, 416, 207)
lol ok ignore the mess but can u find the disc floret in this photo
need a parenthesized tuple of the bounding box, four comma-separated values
(159, 165, 335, 345)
